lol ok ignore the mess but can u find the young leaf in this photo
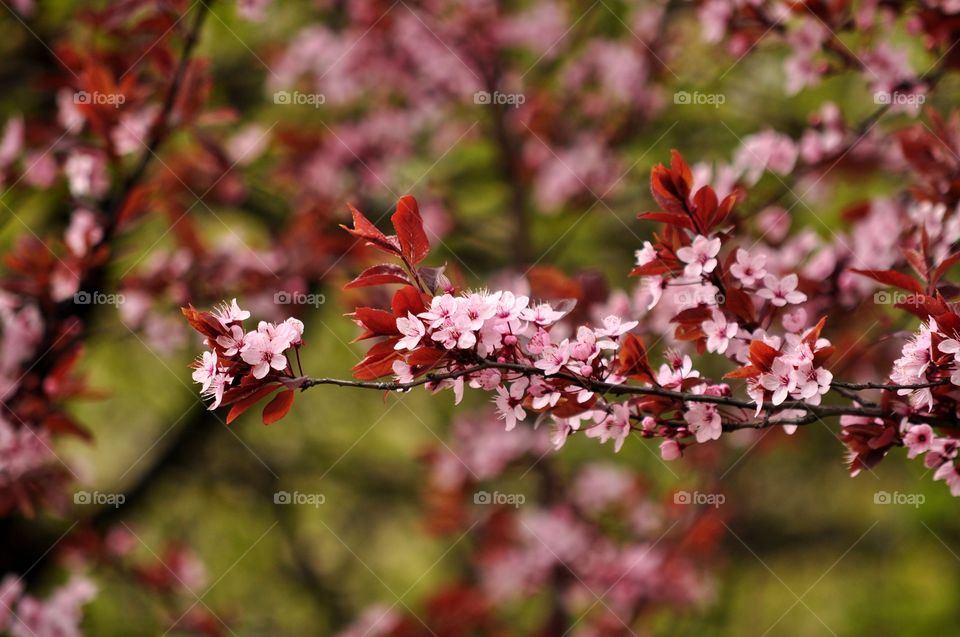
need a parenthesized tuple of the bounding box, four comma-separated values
(262, 389, 295, 425)
(391, 195, 430, 264)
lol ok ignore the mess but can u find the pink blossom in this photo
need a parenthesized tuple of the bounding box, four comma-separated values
(419, 294, 458, 328)
(757, 273, 806, 307)
(782, 307, 808, 333)
(735, 130, 798, 184)
(729, 248, 767, 286)
(683, 401, 721, 443)
(431, 314, 477, 350)
(760, 357, 798, 406)
(391, 360, 414, 384)
(534, 340, 571, 376)
(794, 363, 832, 405)
(934, 462, 960, 496)
(596, 315, 638, 339)
(521, 302, 567, 326)
(635, 241, 657, 266)
(63, 150, 108, 199)
(240, 331, 289, 378)
(64, 209, 102, 257)
(585, 404, 631, 452)
(191, 351, 219, 393)
(494, 378, 529, 431)
(903, 424, 934, 459)
(216, 325, 246, 356)
(569, 327, 600, 362)
(701, 309, 738, 354)
(212, 298, 251, 326)
(676, 235, 721, 279)
(395, 312, 426, 350)
(655, 352, 699, 390)
(659, 439, 682, 460)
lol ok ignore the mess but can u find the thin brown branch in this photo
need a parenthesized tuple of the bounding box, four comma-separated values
(297, 359, 960, 431)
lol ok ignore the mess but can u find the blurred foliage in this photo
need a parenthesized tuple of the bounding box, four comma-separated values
(2, 0, 959, 635)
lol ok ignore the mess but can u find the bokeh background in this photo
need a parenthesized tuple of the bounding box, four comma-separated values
(1, 0, 960, 635)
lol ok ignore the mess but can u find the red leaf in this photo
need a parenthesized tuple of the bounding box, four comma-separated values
(353, 337, 402, 380)
(615, 334, 654, 382)
(226, 384, 282, 424)
(850, 269, 923, 294)
(691, 186, 717, 231)
(181, 306, 226, 339)
(903, 248, 928, 282)
(351, 307, 400, 340)
(933, 251, 960, 284)
(724, 364, 760, 380)
(391, 195, 431, 264)
(630, 261, 672, 277)
(722, 283, 756, 324)
(637, 211, 694, 229)
(671, 306, 712, 324)
(670, 149, 694, 200)
(392, 285, 428, 317)
(650, 165, 685, 213)
(344, 264, 411, 289)
(262, 389, 295, 425)
(748, 340, 779, 372)
(895, 293, 949, 319)
(802, 316, 827, 347)
(710, 192, 740, 229)
(341, 204, 401, 255)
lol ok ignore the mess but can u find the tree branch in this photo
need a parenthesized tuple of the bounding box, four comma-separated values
(295, 359, 959, 431)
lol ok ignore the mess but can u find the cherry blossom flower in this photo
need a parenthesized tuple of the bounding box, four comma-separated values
(395, 312, 426, 350)
(891, 321, 935, 408)
(683, 400, 721, 443)
(494, 379, 529, 431)
(191, 351, 219, 393)
(419, 294, 459, 328)
(212, 298, 251, 326)
(794, 363, 832, 405)
(701, 309, 738, 354)
(635, 241, 657, 266)
(676, 235, 721, 279)
(757, 273, 807, 307)
(534, 341, 571, 375)
(760, 357, 798, 405)
(585, 404, 631, 452)
(240, 331, 289, 379)
(216, 325, 246, 356)
(903, 424, 934, 459)
(596, 315, 639, 339)
(933, 462, 960, 496)
(659, 439, 682, 460)
(521, 302, 567, 326)
(729, 248, 767, 286)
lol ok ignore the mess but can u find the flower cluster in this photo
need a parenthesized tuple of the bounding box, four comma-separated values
(0, 575, 96, 637)
(185, 299, 304, 423)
